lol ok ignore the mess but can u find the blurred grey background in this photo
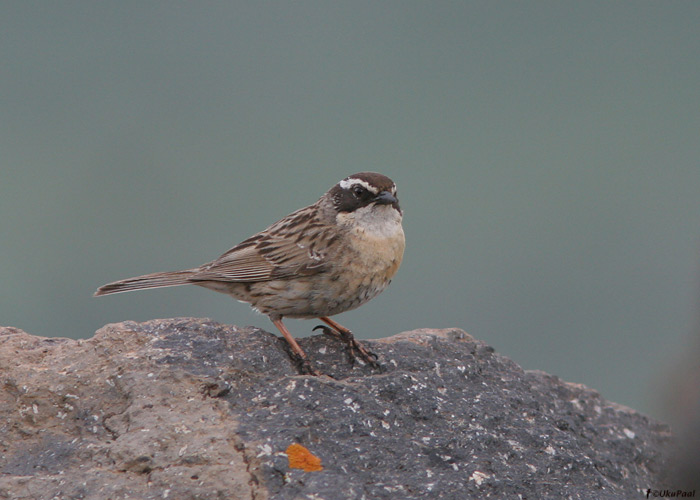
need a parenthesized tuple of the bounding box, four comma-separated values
(2, 2, 699, 421)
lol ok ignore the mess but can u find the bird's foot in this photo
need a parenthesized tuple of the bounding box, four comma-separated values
(313, 325, 382, 370)
(288, 350, 321, 376)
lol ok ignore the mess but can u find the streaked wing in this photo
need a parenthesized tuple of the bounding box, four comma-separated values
(190, 206, 334, 283)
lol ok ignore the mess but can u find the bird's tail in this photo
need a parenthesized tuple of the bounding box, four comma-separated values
(94, 269, 198, 296)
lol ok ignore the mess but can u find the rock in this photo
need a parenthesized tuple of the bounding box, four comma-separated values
(0, 318, 672, 499)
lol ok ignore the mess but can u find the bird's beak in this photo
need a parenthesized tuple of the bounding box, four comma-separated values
(374, 191, 398, 205)
(373, 190, 401, 212)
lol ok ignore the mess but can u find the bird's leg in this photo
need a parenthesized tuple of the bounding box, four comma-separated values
(272, 318, 320, 376)
(313, 317, 381, 369)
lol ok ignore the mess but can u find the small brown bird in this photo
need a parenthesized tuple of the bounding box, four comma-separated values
(95, 172, 405, 375)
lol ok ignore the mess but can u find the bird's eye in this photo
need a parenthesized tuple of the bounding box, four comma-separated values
(352, 186, 365, 197)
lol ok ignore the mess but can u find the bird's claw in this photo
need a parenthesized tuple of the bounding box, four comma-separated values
(312, 324, 381, 370)
(313, 324, 341, 339)
(288, 350, 321, 376)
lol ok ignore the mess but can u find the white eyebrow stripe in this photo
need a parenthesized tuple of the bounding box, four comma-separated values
(339, 178, 378, 194)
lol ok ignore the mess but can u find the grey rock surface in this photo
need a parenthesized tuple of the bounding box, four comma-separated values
(0, 318, 672, 499)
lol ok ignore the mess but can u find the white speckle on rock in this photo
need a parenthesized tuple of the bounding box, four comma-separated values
(469, 470, 489, 486)
(347, 401, 360, 412)
(257, 444, 272, 457)
(507, 440, 525, 452)
(623, 428, 636, 439)
(545, 446, 556, 455)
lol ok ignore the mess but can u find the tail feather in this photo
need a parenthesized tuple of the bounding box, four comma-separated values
(94, 269, 198, 296)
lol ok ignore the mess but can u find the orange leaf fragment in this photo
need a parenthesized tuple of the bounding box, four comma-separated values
(286, 443, 323, 472)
